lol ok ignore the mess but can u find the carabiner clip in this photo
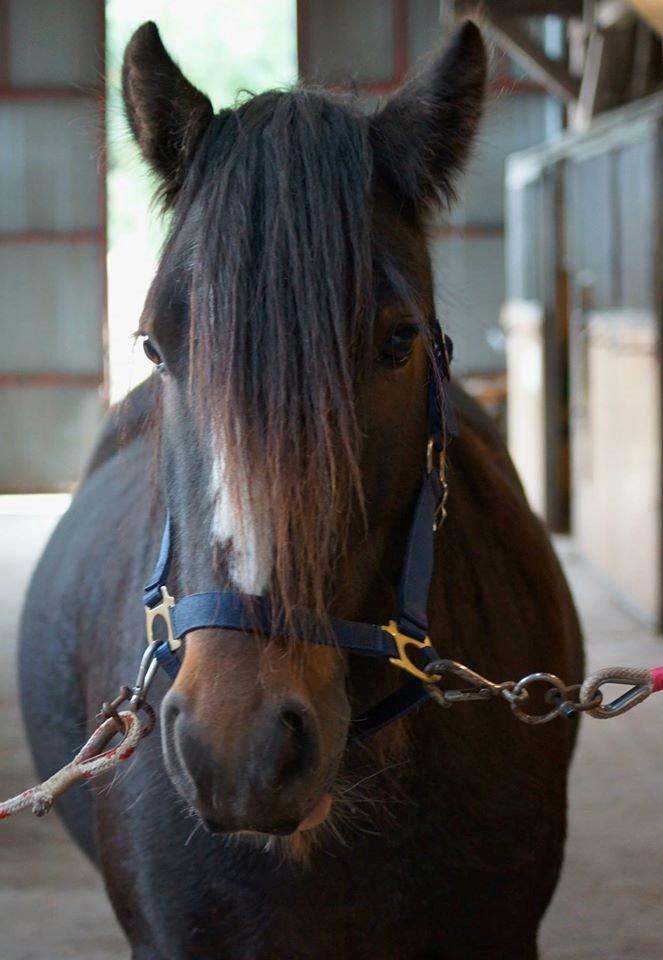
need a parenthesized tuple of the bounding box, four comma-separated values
(425, 659, 511, 705)
(129, 642, 161, 711)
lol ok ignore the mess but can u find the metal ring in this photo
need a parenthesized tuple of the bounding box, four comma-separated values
(545, 684, 603, 718)
(507, 672, 568, 725)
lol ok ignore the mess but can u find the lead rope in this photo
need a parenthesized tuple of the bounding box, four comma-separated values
(1, 646, 160, 821)
(0, 709, 151, 820)
(4, 659, 663, 820)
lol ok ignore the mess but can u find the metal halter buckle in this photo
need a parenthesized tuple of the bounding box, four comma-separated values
(383, 620, 441, 683)
(144, 586, 180, 652)
(426, 439, 448, 532)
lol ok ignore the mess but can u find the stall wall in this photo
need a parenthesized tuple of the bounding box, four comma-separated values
(504, 95, 663, 626)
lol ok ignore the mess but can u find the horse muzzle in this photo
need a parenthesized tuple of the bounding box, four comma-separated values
(160, 664, 345, 835)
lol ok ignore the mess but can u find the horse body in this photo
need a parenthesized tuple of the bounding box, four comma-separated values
(20, 381, 581, 959)
(19, 20, 583, 959)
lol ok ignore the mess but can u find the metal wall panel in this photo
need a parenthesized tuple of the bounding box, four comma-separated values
(406, 0, 443, 67)
(566, 153, 616, 311)
(8, 0, 102, 87)
(0, 0, 106, 492)
(0, 243, 103, 374)
(431, 235, 506, 374)
(616, 137, 655, 311)
(505, 178, 542, 301)
(0, 387, 102, 491)
(0, 99, 102, 233)
(454, 93, 559, 227)
(299, 0, 395, 85)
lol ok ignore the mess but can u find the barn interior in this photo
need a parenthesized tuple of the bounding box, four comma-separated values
(1, 1, 662, 957)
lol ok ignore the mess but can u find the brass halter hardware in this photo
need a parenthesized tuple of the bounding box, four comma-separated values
(383, 620, 441, 683)
(145, 586, 181, 652)
(426, 438, 449, 532)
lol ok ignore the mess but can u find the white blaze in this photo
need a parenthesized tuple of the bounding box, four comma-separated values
(210, 449, 273, 595)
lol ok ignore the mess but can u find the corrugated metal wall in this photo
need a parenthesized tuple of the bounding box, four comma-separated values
(297, 0, 560, 377)
(0, 0, 106, 492)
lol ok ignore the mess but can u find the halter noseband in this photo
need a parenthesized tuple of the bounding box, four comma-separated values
(142, 327, 457, 740)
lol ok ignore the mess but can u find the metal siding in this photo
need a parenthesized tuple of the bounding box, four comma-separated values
(406, 0, 442, 67)
(0, 99, 101, 233)
(0, 386, 102, 491)
(616, 136, 655, 311)
(505, 178, 542, 301)
(0, 0, 105, 492)
(565, 153, 615, 310)
(0, 243, 103, 374)
(453, 93, 556, 227)
(299, 0, 394, 85)
(432, 235, 506, 374)
(7, 0, 102, 87)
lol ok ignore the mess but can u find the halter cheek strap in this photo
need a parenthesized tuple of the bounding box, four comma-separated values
(143, 331, 456, 740)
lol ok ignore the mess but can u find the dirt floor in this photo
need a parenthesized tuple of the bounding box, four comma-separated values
(1, 502, 662, 959)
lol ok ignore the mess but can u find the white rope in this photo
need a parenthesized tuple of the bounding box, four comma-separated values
(0, 710, 143, 820)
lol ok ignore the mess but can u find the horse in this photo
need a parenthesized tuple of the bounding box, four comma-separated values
(19, 20, 583, 960)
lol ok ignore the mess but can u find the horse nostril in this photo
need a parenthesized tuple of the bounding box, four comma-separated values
(280, 707, 306, 737)
(255, 701, 317, 792)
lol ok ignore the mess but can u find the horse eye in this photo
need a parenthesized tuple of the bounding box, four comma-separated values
(379, 324, 419, 367)
(142, 337, 162, 366)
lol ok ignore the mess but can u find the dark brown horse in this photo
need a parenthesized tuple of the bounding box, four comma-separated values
(20, 20, 583, 959)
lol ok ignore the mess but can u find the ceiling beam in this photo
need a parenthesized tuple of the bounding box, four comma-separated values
(480, 12, 581, 104)
(455, 1, 582, 16)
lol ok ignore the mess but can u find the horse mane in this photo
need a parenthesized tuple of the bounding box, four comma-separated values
(147, 89, 381, 626)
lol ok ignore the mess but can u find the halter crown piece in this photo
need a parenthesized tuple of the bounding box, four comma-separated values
(142, 324, 457, 739)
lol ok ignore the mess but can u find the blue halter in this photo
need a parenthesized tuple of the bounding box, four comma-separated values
(142, 328, 456, 740)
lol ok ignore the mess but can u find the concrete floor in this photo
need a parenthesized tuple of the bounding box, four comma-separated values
(1, 503, 662, 959)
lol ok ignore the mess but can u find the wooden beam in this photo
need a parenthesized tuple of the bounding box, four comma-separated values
(0, 86, 102, 100)
(455, 1, 582, 16)
(428, 223, 504, 239)
(572, 29, 605, 129)
(0, 373, 103, 389)
(0, 229, 103, 245)
(481, 12, 581, 104)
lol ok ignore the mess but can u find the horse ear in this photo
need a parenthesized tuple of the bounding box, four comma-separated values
(370, 21, 487, 211)
(122, 21, 214, 206)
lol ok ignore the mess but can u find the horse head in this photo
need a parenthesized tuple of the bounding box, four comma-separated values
(122, 20, 486, 846)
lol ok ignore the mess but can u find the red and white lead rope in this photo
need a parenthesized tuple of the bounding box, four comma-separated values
(579, 665, 663, 718)
(3, 666, 663, 820)
(0, 711, 143, 820)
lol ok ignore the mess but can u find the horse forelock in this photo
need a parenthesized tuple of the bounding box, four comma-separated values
(159, 89, 377, 622)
